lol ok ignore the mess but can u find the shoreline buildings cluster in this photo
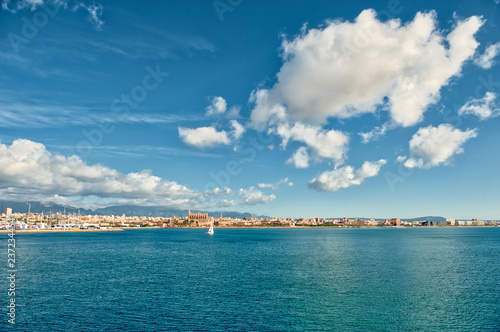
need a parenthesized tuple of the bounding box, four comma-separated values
(0, 208, 498, 230)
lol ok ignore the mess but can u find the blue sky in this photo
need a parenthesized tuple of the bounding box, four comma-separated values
(0, 0, 499, 219)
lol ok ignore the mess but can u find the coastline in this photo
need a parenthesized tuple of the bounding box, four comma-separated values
(1, 225, 497, 233)
(0, 228, 124, 233)
(198, 226, 500, 229)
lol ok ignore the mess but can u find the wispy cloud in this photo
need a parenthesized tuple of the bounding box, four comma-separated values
(2, 0, 55, 13)
(70, 13, 217, 61)
(2, 0, 104, 30)
(218, 187, 276, 207)
(359, 123, 395, 144)
(47, 144, 223, 159)
(474, 42, 500, 69)
(258, 178, 293, 190)
(77, 1, 104, 30)
(1, 1, 216, 66)
(0, 98, 201, 127)
(133, 22, 217, 53)
(459, 92, 500, 120)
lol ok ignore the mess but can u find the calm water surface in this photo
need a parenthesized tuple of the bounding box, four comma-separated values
(1, 228, 499, 331)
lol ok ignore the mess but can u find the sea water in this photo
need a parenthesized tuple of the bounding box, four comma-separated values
(1, 227, 499, 331)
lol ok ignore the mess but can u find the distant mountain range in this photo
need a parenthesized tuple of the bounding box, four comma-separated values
(0, 200, 462, 222)
(352, 216, 448, 222)
(0, 200, 466, 221)
(0, 200, 268, 219)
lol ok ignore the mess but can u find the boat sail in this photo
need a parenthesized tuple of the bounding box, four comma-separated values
(207, 223, 214, 235)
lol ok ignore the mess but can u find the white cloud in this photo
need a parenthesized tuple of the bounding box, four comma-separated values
(459, 92, 499, 120)
(249, 88, 286, 130)
(205, 97, 240, 118)
(475, 43, 500, 69)
(2, 0, 47, 12)
(178, 120, 245, 149)
(230, 120, 245, 140)
(250, 10, 483, 129)
(178, 126, 231, 149)
(355, 159, 387, 179)
(78, 1, 104, 31)
(396, 156, 407, 162)
(238, 187, 276, 205)
(286, 146, 309, 168)
(275, 122, 348, 165)
(0, 139, 277, 209)
(226, 106, 241, 119)
(404, 124, 477, 168)
(204, 187, 232, 198)
(205, 96, 227, 116)
(308, 159, 387, 192)
(218, 186, 276, 207)
(257, 178, 293, 190)
(359, 123, 394, 143)
(0, 139, 193, 200)
(2, 0, 104, 30)
(183, 98, 245, 149)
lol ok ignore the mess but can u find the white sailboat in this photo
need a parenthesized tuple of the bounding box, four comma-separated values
(207, 223, 214, 235)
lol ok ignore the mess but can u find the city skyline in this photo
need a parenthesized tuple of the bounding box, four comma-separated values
(0, 200, 496, 222)
(1, 0, 499, 219)
(2, 206, 496, 229)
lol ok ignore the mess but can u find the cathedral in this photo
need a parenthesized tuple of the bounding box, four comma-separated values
(188, 210, 210, 226)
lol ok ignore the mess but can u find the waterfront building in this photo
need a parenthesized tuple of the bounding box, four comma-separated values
(188, 210, 211, 226)
(355, 219, 366, 226)
(385, 218, 401, 226)
(367, 219, 380, 226)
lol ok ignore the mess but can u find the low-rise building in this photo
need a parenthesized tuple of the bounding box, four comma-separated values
(385, 218, 400, 226)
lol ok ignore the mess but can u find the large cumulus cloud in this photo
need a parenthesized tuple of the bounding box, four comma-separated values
(250, 10, 483, 129)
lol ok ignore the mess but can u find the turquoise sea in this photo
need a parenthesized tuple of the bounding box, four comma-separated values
(1, 228, 500, 331)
